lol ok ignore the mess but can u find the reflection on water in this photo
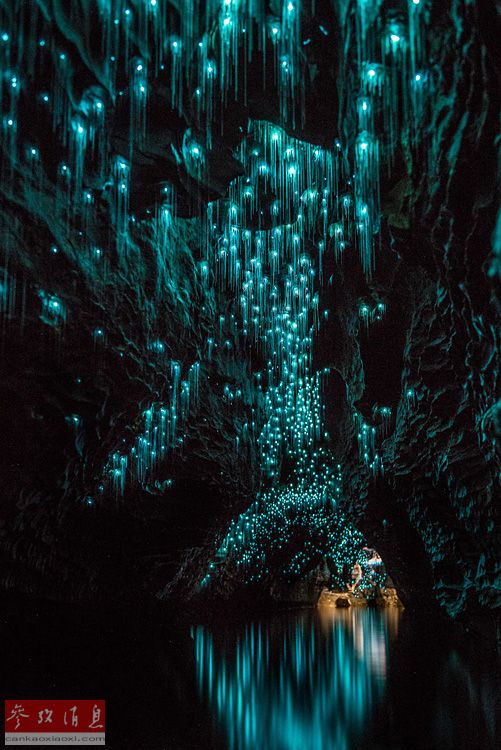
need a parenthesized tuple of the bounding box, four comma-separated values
(193, 608, 400, 750)
(1, 596, 498, 749)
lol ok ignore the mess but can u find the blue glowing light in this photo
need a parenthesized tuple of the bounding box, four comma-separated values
(194, 610, 397, 750)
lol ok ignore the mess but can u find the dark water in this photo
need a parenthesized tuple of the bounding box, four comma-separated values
(1, 599, 499, 749)
(191, 608, 499, 750)
(192, 608, 397, 750)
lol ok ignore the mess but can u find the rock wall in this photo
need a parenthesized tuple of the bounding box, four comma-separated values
(0, 0, 498, 621)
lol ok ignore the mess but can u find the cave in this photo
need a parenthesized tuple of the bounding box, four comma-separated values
(0, 1, 499, 748)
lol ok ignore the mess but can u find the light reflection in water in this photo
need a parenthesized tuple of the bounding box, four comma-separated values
(193, 608, 400, 750)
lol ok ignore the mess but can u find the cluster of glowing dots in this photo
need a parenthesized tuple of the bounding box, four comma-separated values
(205, 121, 340, 475)
(105, 361, 200, 494)
(201, 452, 368, 587)
(353, 411, 383, 475)
(0, 0, 431, 545)
(202, 455, 386, 589)
(359, 300, 386, 329)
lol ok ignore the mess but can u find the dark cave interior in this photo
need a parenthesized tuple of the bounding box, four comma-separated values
(0, 0, 499, 647)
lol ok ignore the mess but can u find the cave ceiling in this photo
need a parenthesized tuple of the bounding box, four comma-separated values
(0, 0, 499, 620)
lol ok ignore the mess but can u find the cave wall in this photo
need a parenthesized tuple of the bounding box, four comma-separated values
(0, 0, 498, 619)
(319, 0, 500, 619)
